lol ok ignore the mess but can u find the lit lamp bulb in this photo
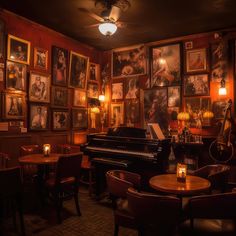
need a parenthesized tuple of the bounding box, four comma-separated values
(98, 22, 117, 36)
(99, 94, 105, 102)
(43, 144, 51, 157)
(219, 78, 227, 95)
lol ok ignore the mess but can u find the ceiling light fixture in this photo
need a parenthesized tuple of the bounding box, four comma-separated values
(98, 21, 117, 36)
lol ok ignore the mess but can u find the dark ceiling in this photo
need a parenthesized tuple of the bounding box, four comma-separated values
(1, 0, 236, 51)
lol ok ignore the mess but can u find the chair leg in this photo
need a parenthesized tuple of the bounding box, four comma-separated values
(88, 170, 93, 196)
(74, 192, 81, 216)
(114, 224, 119, 236)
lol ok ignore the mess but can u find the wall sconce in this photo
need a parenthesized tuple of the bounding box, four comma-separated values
(99, 94, 105, 102)
(219, 78, 227, 95)
(43, 144, 51, 157)
(176, 163, 187, 183)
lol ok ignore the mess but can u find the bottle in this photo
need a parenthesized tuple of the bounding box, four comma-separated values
(168, 146, 176, 173)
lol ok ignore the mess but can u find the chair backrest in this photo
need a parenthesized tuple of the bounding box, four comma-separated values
(127, 187, 181, 235)
(57, 144, 80, 154)
(0, 153, 10, 169)
(106, 170, 141, 199)
(20, 145, 40, 156)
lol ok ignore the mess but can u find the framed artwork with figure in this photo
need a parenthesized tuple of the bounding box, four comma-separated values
(73, 89, 87, 107)
(89, 63, 99, 81)
(167, 86, 180, 107)
(72, 108, 88, 129)
(51, 86, 68, 108)
(52, 109, 69, 131)
(34, 47, 48, 70)
(125, 77, 139, 99)
(110, 102, 124, 127)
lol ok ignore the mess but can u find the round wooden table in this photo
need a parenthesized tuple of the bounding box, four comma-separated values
(19, 153, 61, 165)
(149, 174, 211, 196)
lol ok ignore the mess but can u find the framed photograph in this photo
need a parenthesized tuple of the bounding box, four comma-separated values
(52, 46, 68, 86)
(6, 60, 27, 91)
(125, 99, 139, 125)
(29, 71, 50, 103)
(72, 108, 88, 129)
(144, 88, 168, 130)
(151, 43, 181, 86)
(212, 100, 227, 119)
(7, 34, 30, 65)
(111, 102, 124, 127)
(2, 92, 25, 120)
(69, 51, 89, 89)
(186, 48, 207, 73)
(87, 82, 99, 99)
(125, 77, 139, 99)
(51, 86, 68, 108)
(168, 107, 179, 122)
(29, 104, 48, 131)
(112, 82, 123, 100)
(34, 47, 48, 70)
(168, 86, 180, 107)
(184, 74, 209, 96)
(112, 44, 146, 78)
(52, 109, 70, 131)
(0, 19, 5, 60)
(73, 89, 87, 107)
(89, 63, 99, 81)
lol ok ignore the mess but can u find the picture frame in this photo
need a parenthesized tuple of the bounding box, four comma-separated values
(87, 82, 99, 99)
(69, 51, 89, 89)
(125, 99, 140, 125)
(186, 48, 207, 73)
(112, 82, 123, 100)
(89, 62, 99, 82)
(34, 47, 48, 70)
(184, 74, 209, 96)
(7, 34, 31, 65)
(52, 109, 70, 131)
(125, 77, 139, 99)
(72, 108, 88, 130)
(2, 92, 26, 120)
(29, 104, 49, 131)
(168, 86, 180, 107)
(29, 71, 51, 103)
(51, 86, 68, 108)
(212, 100, 227, 119)
(52, 46, 68, 86)
(111, 102, 124, 127)
(73, 89, 87, 107)
(151, 43, 181, 86)
(6, 60, 27, 92)
(112, 44, 146, 78)
(0, 19, 5, 60)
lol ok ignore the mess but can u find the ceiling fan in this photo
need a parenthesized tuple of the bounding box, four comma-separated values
(78, 0, 131, 36)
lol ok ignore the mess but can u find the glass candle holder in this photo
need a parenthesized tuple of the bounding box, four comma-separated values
(176, 163, 187, 183)
(43, 144, 51, 157)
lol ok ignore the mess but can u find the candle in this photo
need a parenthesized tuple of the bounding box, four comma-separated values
(43, 144, 51, 157)
(177, 163, 187, 182)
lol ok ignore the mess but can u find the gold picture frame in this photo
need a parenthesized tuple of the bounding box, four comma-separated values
(110, 102, 124, 127)
(34, 47, 48, 70)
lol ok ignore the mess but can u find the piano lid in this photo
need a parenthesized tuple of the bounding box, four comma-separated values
(107, 127, 146, 138)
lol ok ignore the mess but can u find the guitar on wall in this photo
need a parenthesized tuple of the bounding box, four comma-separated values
(209, 99, 234, 163)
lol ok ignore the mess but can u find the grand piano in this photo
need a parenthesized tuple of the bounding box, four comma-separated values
(82, 127, 171, 197)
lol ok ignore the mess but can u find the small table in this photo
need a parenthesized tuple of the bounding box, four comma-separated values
(149, 174, 211, 196)
(19, 153, 61, 165)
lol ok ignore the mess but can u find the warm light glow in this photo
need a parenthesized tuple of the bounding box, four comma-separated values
(159, 58, 165, 65)
(91, 107, 100, 113)
(203, 111, 214, 119)
(98, 22, 117, 36)
(177, 163, 187, 182)
(219, 87, 227, 95)
(43, 144, 51, 157)
(177, 112, 190, 121)
(99, 94, 105, 102)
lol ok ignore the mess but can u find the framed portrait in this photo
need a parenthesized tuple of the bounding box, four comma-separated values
(29, 104, 48, 131)
(34, 47, 48, 70)
(111, 102, 124, 127)
(52, 109, 70, 131)
(112, 44, 146, 78)
(168, 86, 180, 107)
(89, 63, 99, 81)
(6, 60, 27, 92)
(51, 86, 68, 108)
(69, 51, 89, 89)
(7, 34, 31, 65)
(144, 88, 168, 130)
(212, 100, 227, 119)
(87, 82, 99, 99)
(186, 48, 207, 73)
(72, 108, 88, 129)
(168, 107, 179, 122)
(73, 89, 87, 107)
(112, 82, 123, 100)
(52, 46, 68, 86)
(151, 43, 181, 87)
(29, 71, 50, 103)
(2, 92, 25, 120)
(184, 74, 209, 96)
(0, 19, 5, 60)
(125, 77, 139, 99)
(125, 99, 139, 125)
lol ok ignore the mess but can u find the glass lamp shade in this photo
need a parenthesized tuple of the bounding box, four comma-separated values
(219, 87, 227, 95)
(99, 94, 105, 102)
(98, 22, 117, 36)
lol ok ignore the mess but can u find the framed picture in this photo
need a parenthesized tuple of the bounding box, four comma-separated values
(168, 107, 179, 122)
(29, 71, 50, 103)
(125, 99, 139, 125)
(144, 88, 168, 130)
(112, 82, 123, 100)
(168, 86, 180, 107)
(7, 34, 30, 65)
(112, 44, 146, 78)
(111, 102, 124, 127)
(184, 74, 209, 96)
(6, 61, 27, 92)
(2, 92, 25, 120)
(125, 77, 139, 99)
(186, 48, 207, 73)
(52, 109, 70, 131)
(52, 46, 68, 86)
(51, 86, 68, 108)
(72, 108, 88, 129)
(73, 89, 87, 107)
(0, 19, 5, 60)
(151, 43, 181, 86)
(34, 47, 48, 70)
(212, 100, 227, 119)
(29, 104, 48, 131)
(69, 51, 89, 89)
(185, 41, 193, 50)
(89, 63, 99, 81)
(87, 82, 99, 98)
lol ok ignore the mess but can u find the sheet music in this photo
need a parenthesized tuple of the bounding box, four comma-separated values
(148, 123, 165, 140)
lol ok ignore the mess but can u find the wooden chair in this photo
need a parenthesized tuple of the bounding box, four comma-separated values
(45, 153, 83, 223)
(0, 152, 10, 169)
(0, 167, 25, 236)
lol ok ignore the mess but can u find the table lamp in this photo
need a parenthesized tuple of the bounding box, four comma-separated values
(43, 144, 51, 157)
(177, 112, 190, 132)
(176, 163, 187, 183)
(203, 111, 214, 126)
